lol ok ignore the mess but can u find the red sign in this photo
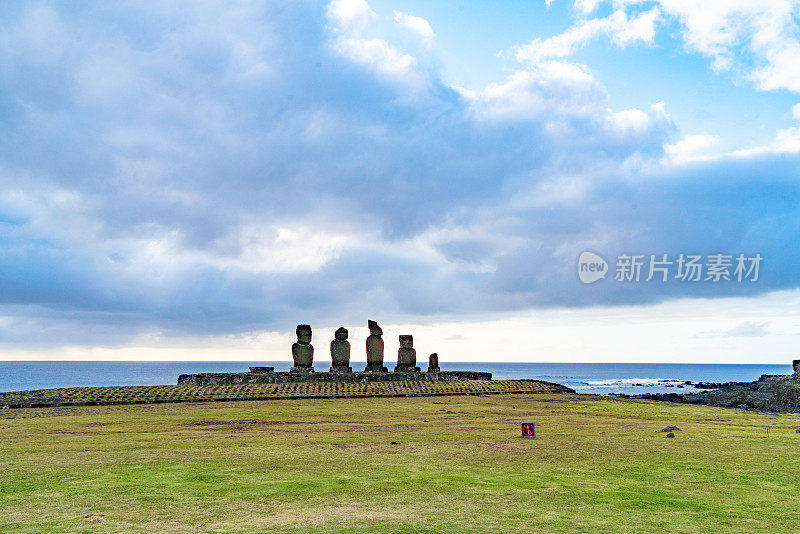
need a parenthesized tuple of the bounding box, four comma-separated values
(521, 422, 535, 438)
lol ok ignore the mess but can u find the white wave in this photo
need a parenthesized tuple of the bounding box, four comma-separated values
(585, 377, 672, 387)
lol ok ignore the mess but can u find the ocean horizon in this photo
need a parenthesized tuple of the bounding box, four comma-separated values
(0, 361, 792, 396)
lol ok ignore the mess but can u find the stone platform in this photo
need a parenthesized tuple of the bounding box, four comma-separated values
(177, 369, 492, 386)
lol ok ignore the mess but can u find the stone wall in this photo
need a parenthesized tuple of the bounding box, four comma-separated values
(177, 370, 492, 386)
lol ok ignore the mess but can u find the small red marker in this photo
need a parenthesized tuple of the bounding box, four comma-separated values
(521, 422, 535, 438)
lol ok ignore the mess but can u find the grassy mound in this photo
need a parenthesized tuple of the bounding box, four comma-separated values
(0, 379, 571, 409)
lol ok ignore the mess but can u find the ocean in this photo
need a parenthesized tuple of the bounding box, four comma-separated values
(0, 361, 792, 395)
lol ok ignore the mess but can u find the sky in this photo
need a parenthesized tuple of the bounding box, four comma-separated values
(1, 0, 799, 363)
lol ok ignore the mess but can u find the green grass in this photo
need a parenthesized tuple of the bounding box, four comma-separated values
(0, 380, 568, 407)
(2, 394, 799, 532)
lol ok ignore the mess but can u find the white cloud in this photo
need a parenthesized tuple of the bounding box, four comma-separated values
(327, 0, 429, 93)
(468, 62, 606, 120)
(607, 107, 655, 135)
(394, 11, 435, 44)
(728, 126, 800, 158)
(792, 102, 800, 120)
(614, 6, 660, 46)
(326, 0, 375, 36)
(700, 320, 771, 338)
(128, 224, 358, 275)
(665, 125, 800, 163)
(12, 292, 797, 364)
(772, 126, 800, 153)
(664, 133, 721, 163)
(634, 0, 800, 92)
(551, 1, 800, 94)
(574, 0, 602, 15)
(467, 62, 669, 150)
(332, 36, 425, 89)
(515, 8, 660, 63)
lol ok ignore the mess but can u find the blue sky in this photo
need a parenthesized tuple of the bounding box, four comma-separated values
(369, 0, 800, 150)
(1, 0, 799, 362)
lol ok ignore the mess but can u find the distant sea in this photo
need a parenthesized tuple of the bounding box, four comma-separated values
(0, 361, 793, 395)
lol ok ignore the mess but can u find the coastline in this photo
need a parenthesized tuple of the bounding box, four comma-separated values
(620, 374, 800, 413)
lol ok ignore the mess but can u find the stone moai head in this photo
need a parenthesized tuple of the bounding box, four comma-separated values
(399, 335, 413, 348)
(296, 324, 312, 344)
(368, 320, 382, 336)
(335, 327, 348, 340)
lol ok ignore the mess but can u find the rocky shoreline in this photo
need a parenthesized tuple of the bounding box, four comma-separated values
(615, 374, 800, 412)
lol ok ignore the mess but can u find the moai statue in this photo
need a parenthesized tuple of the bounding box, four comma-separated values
(794, 359, 800, 380)
(428, 353, 440, 373)
(395, 335, 420, 372)
(364, 320, 388, 372)
(330, 327, 352, 373)
(291, 324, 314, 372)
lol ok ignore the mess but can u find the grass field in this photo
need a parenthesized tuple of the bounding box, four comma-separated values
(2, 393, 800, 532)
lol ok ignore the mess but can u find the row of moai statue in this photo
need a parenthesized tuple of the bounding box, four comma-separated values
(291, 320, 440, 373)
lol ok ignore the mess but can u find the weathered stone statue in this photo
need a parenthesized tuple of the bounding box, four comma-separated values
(291, 324, 314, 372)
(428, 353, 440, 373)
(395, 335, 420, 372)
(794, 359, 800, 380)
(365, 320, 388, 372)
(330, 327, 352, 373)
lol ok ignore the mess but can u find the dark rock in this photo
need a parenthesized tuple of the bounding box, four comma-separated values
(389, 441, 399, 445)
(693, 382, 724, 389)
(666, 432, 675, 438)
(661, 425, 680, 432)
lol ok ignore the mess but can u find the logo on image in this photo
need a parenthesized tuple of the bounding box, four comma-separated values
(577, 251, 608, 284)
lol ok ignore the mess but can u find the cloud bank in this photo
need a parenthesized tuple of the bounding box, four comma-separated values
(0, 0, 798, 348)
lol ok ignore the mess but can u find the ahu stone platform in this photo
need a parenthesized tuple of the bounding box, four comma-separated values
(178, 369, 492, 386)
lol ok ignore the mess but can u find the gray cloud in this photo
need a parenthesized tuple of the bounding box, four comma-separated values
(0, 1, 797, 347)
(699, 321, 771, 338)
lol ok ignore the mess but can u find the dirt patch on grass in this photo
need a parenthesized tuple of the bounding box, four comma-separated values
(191, 419, 366, 427)
(228, 504, 410, 530)
(193, 420, 287, 426)
(83, 513, 105, 524)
